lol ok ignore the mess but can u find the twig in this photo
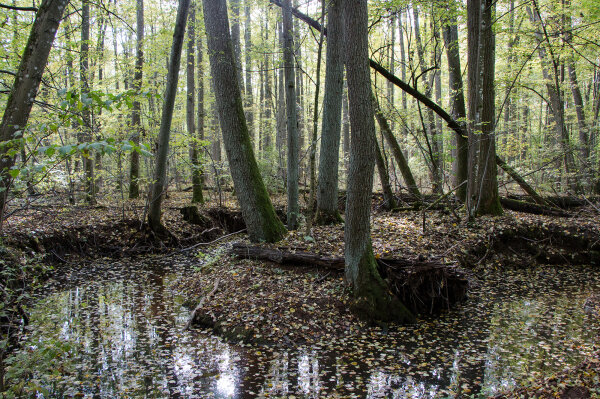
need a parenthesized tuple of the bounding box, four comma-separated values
(184, 277, 220, 330)
(178, 229, 246, 253)
(583, 196, 600, 214)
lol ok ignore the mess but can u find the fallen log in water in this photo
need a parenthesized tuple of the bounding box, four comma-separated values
(230, 242, 469, 315)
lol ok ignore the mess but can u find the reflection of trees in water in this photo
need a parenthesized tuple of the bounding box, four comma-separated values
(17, 262, 600, 398)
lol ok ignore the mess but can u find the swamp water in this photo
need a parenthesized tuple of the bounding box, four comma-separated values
(5, 255, 600, 398)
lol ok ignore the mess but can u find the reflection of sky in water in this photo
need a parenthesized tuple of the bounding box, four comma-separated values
(12, 260, 600, 398)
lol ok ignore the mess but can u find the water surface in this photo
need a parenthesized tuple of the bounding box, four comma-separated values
(8, 256, 600, 398)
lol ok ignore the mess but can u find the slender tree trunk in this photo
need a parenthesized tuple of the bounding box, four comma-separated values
(80, 0, 96, 204)
(203, 0, 286, 242)
(306, 0, 325, 235)
(315, 0, 344, 225)
(196, 2, 206, 193)
(187, 4, 203, 203)
(262, 12, 273, 153)
(342, 80, 350, 168)
(0, 0, 69, 228)
(276, 21, 286, 182)
(527, 3, 579, 193)
(413, 4, 442, 194)
(230, 0, 243, 93)
(283, 0, 299, 230)
(148, 0, 190, 233)
(375, 103, 421, 199)
(244, 1, 254, 142)
(343, 0, 413, 323)
(129, 0, 144, 199)
(375, 138, 397, 210)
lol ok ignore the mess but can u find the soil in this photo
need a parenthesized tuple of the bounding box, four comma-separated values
(1, 190, 600, 397)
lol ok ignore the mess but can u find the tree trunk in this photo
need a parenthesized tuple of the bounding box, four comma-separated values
(527, 3, 579, 193)
(375, 138, 397, 210)
(203, 0, 286, 243)
(283, 0, 299, 230)
(187, 4, 203, 204)
(315, 0, 344, 225)
(306, 0, 325, 235)
(129, 0, 144, 199)
(230, 0, 243, 94)
(148, 0, 190, 233)
(80, 0, 95, 204)
(0, 0, 69, 228)
(375, 103, 421, 199)
(196, 3, 206, 193)
(244, 1, 254, 142)
(343, 0, 414, 323)
(474, 0, 502, 216)
(442, 7, 468, 201)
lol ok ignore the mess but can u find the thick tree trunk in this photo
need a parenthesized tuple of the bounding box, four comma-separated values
(343, 0, 414, 323)
(283, 0, 299, 230)
(129, 0, 144, 199)
(148, 0, 190, 233)
(442, 10, 468, 201)
(315, 0, 344, 225)
(203, 0, 286, 243)
(0, 0, 69, 227)
(475, 0, 502, 216)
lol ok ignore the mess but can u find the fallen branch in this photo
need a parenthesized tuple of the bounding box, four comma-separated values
(184, 277, 220, 330)
(231, 242, 345, 270)
(500, 197, 570, 217)
(178, 229, 247, 253)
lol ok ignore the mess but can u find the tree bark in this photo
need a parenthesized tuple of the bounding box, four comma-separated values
(315, 0, 344, 225)
(203, 0, 286, 243)
(343, 0, 414, 323)
(442, 7, 468, 201)
(0, 0, 69, 227)
(187, 4, 203, 204)
(129, 0, 144, 199)
(148, 0, 190, 233)
(80, 0, 95, 204)
(230, 0, 243, 93)
(306, 0, 325, 235)
(475, 0, 502, 215)
(283, 0, 299, 230)
(244, 1, 254, 142)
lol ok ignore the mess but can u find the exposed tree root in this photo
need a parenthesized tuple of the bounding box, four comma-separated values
(230, 242, 470, 315)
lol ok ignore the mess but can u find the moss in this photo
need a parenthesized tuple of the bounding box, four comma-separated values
(314, 209, 344, 226)
(477, 195, 504, 216)
(350, 246, 415, 323)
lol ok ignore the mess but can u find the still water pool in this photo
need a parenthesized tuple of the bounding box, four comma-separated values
(6, 256, 600, 398)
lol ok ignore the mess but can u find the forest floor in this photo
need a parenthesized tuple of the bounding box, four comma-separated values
(1, 190, 600, 397)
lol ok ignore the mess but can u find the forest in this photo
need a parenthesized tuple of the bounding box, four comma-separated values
(1, 0, 600, 396)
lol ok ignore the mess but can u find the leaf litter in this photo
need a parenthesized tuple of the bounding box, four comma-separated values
(2, 193, 600, 397)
